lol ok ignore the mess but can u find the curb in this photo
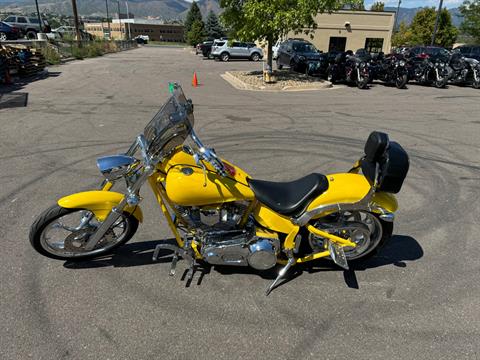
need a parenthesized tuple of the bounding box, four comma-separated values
(222, 71, 333, 92)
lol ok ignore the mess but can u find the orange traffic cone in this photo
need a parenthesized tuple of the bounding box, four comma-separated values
(192, 71, 198, 87)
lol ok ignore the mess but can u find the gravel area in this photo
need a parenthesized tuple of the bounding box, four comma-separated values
(224, 70, 331, 91)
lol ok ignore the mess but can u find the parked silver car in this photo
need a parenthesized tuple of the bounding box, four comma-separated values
(211, 40, 263, 62)
(2, 15, 50, 39)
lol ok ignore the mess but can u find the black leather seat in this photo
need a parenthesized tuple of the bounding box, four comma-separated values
(248, 173, 329, 217)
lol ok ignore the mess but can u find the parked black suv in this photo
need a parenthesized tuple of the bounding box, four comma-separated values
(276, 39, 324, 75)
(454, 45, 480, 61)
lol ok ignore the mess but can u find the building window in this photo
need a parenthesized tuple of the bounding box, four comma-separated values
(365, 38, 384, 53)
(328, 37, 346, 52)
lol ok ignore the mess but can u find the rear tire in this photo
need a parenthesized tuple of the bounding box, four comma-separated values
(307, 212, 393, 264)
(250, 52, 260, 62)
(29, 204, 138, 261)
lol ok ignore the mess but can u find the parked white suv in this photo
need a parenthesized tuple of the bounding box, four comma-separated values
(211, 40, 263, 62)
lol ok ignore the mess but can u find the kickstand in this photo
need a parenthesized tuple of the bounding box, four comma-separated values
(266, 256, 296, 296)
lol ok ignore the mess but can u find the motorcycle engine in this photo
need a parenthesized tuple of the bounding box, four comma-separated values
(176, 202, 280, 270)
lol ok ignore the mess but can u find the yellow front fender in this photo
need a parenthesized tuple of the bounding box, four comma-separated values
(58, 191, 143, 222)
(371, 192, 398, 213)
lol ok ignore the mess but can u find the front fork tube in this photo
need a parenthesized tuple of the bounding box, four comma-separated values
(147, 176, 185, 248)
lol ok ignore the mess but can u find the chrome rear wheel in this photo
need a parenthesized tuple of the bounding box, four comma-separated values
(309, 211, 392, 262)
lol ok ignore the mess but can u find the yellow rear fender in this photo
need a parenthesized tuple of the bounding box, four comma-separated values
(57, 191, 143, 222)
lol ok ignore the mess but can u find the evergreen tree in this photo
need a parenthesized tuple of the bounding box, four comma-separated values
(187, 19, 206, 46)
(409, 7, 457, 47)
(370, 2, 384, 11)
(460, 0, 480, 43)
(184, 1, 203, 37)
(205, 10, 224, 40)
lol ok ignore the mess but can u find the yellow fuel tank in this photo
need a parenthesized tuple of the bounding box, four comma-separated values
(163, 148, 254, 206)
(166, 165, 254, 206)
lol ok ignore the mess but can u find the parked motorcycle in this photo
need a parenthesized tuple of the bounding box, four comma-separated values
(408, 54, 449, 88)
(449, 52, 480, 89)
(327, 51, 370, 89)
(370, 53, 409, 89)
(29, 84, 409, 294)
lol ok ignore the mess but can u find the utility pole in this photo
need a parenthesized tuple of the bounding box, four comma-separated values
(33, 0, 43, 38)
(431, 0, 444, 45)
(71, 0, 81, 43)
(393, 0, 402, 32)
(125, 0, 131, 40)
(105, 0, 111, 39)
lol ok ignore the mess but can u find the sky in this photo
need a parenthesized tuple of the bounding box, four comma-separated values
(364, 0, 463, 8)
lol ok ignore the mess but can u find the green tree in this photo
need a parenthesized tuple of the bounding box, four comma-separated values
(344, 1, 365, 10)
(187, 19, 206, 46)
(460, 0, 480, 43)
(370, 2, 384, 11)
(392, 21, 412, 46)
(205, 10, 224, 39)
(409, 7, 457, 47)
(221, 0, 357, 71)
(184, 1, 203, 40)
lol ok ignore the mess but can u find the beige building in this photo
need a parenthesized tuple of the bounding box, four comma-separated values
(85, 20, 184, 42)
(288, 10, 395, 53)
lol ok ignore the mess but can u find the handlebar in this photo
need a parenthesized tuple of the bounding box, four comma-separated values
(190, 131, 228, 177)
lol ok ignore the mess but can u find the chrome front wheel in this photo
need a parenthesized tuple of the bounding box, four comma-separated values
(30, 205, 138, 260)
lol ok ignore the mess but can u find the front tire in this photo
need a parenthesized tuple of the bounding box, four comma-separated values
(26, 30, 37, 40)
(220, 52, 230, 62)
(29, 205, 138, 261)
(357, 75, 369, 89)
(395, 73, 408, 89)
(0, 32, 7, 41)
(434, 74, 447, 88)
(473, 78, 480, 89)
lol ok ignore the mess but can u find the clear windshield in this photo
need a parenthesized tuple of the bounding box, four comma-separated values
(143, 84, 194, 158)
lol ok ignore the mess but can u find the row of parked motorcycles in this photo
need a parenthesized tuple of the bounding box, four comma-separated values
(326, 50, 480, 90)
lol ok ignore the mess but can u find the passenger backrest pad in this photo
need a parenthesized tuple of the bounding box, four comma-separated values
(364, 131, 389, 162)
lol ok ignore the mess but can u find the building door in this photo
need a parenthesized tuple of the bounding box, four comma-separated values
(329, 37, 346, 52)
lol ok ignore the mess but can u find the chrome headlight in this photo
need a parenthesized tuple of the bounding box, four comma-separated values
(399, 60, 406, 67)
(360, 62, 366, 68)
(97, 155, 140, 181)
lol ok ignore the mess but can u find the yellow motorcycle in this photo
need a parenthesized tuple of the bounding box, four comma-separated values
(30, 83, 409, 294)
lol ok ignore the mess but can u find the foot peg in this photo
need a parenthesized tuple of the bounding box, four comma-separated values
(266, 256, 296, 296)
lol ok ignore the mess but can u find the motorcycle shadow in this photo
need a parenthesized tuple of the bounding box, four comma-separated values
(282, 234, 423, 290)
(63, 238, 184, 269)
(63, 235, 422, 290)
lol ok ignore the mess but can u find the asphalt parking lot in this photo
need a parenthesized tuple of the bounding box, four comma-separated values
(1, 46, 480, 360)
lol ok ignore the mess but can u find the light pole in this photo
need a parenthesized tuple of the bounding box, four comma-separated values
(114, 0, 123, 40)
(393, 0, 402, 32)
(105, 0, 111, 39)
(125, 0, 131, 40)
(431, 0, 444, 45)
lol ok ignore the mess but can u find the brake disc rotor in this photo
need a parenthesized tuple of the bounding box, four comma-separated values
(64, 228, 115, 252)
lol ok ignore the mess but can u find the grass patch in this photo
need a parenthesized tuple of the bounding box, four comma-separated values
(147, 41, 186, 47)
